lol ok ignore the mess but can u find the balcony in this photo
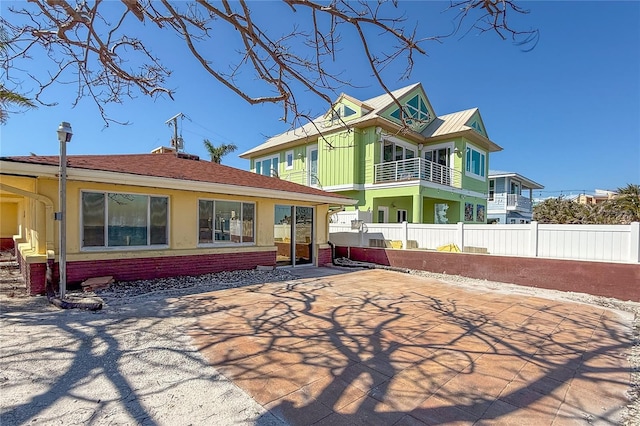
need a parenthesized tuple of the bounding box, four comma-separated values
(488, 193, 533, 212)
(374, 157, 462, 188)
(279, 170, 322, 189)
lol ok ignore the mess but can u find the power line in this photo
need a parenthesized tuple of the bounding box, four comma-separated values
(182, 115, 237, 145)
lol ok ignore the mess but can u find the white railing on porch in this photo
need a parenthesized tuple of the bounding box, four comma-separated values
(329, 221, 640, 263)
(489, 193, 533, 211)
(374, 158, 462, 188)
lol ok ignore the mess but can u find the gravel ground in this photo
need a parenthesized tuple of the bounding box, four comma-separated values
(1, 255, 638, 425)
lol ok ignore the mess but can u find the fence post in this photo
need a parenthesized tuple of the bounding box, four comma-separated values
(402, 221, 408, 250)
(630, 222, 640, 263)
(529, 221, 539, 257)
(456, 222, 464, 252)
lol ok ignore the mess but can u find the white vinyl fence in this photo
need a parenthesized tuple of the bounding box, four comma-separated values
(329, 221, 640, 263)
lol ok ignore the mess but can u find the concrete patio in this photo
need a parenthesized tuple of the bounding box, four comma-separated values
(184, 268, 633, 425)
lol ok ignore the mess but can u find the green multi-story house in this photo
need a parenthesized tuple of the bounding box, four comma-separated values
(240, 83, 502, 224)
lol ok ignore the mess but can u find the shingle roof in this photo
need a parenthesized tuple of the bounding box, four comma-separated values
(240, 83, 422, 157)
(1, 153, 353, 201)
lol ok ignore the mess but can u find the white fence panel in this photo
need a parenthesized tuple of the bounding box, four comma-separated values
(407, 224, 457, 250)
(329, 222, 640, 263)
(330, 210, 373, 224)
(537, 224, 630, 262)
(327, 224, 359, 246)
(464, 224, 531, 256)
(361, 223, 404, 246)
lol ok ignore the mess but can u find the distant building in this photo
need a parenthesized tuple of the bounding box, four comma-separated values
(487, 170, 544, 224)
(574, 189, 618, 205)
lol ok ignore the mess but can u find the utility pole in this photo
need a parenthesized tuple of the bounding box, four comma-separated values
(165, 113, 185, 151)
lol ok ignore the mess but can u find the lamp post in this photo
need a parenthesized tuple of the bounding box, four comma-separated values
(57, 122, 73, 299)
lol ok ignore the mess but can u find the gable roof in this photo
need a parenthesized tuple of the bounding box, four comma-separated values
(421, 108, 501, 152)
(240, 82, 503, 157)
(240, 83, 422, 158)
(489, 170, 544, 190)
(0, 153, 355, 205)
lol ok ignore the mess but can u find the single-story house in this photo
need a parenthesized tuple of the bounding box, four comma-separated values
(0, 149, 356, 295)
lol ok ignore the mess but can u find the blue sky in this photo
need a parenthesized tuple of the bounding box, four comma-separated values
(1, 1, 638, 198)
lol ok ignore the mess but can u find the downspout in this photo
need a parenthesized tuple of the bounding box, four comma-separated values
(0, 183, 102, 310)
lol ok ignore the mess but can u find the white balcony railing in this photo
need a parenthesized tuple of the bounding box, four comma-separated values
(374, 158, 462, 188)
(279, 170, 322, 188)
(489, 193, 533, 212)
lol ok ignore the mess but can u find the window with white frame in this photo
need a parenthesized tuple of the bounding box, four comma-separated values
(255, 155, 279, 177)
(423, 144, 452, 167)
(489, 179, 495, 201)
(81, 191, 168, 248)
(465, 144, 486, 180)
(396, 209, 408, 223)
(285, 150, 294, 170)
(198, 199, 255, 244)
(382, 139, 416, 163)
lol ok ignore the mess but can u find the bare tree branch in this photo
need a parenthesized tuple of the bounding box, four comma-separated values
(0, 0, 536, 127)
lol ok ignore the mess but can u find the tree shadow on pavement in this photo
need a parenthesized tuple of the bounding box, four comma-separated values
(180, 270, 633, 425)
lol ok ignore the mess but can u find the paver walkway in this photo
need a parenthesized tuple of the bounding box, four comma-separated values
(184, 268, 632, 425)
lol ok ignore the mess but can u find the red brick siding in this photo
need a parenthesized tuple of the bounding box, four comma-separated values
(317, 247, 333, 266)
(22, 250, 276, 296)
(0, 238, 14, 251)
(340, 247, 640, 302)
(66, 251, 276, 284)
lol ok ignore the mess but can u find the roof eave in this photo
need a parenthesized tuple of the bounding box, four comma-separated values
(241, 116, 429, 158)
(0, 159, 357, 205)
(426, 130, 502, 152)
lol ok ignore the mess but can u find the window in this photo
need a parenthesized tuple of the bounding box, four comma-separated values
(325, 104, 359, 126)
(470, 120, 484, 135)
(423, 144, 453, 185)
(396, 209, 408, 223)
(424, 146, 451, 167)
(285, 150, 294, 170)
(199, 200, 255, 244)
(489, 180, 495, 201)
(255, 155, 279, 177)
(465, 144, 486, 180)
(510, 181, 521, 195)
(81, 192, 168, 248)
(389, 94, 432, 129)
(382, 140, 417, 163)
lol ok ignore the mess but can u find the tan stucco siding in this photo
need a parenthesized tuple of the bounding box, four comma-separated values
(0, 202, 18, 238)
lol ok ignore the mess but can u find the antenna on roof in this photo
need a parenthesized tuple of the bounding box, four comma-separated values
(166, 112, 185, 152)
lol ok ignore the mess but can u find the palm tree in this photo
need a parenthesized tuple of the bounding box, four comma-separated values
(0, 86, 36, 124)
(610, 184, 640, 223)
(0, 28, 36, 124)
(203, 139, 238, 164)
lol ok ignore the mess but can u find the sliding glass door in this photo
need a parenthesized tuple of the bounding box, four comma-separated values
(274, 205, 313, 266)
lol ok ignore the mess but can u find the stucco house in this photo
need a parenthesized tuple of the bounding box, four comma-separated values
(0, 150, 355, 295)
(240, 82, 502, 224)
(487, 170, 544, 224)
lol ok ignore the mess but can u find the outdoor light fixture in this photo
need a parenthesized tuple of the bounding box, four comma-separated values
(57, 121, 72, 299)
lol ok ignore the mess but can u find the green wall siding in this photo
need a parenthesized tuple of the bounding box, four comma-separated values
(318, 130, 356, 187)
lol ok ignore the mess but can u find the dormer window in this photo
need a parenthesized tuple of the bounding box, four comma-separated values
(389, 94, 432, 130)
(470, 120, 484, 135)
(325, 104, 359, 127)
